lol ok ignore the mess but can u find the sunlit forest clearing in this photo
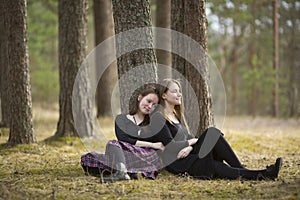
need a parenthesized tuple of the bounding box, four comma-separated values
(1, 0, 299, 199)
(0, 105, 299, 199)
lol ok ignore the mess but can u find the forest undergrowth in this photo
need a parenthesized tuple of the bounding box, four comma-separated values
(0, 106, 299, 200)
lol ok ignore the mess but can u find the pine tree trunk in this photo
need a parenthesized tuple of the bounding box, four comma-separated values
(230, 24, 239, 115)
(112, 0, 157, 113)
(288, 1, 299, 117)
(247, 3, 257, 117)
(94, 0, 117, 117)
(6, 0, 36, 145)
(0, 1, 10, 128)
(172, 0, 213, 137)
(155, 0, 171, 78)
(55, 0, 95, 138)
(248, 42, 257, 117)
(272, 0, 279, 117)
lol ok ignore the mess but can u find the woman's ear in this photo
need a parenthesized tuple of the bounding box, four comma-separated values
(162, 93, 167, 100)
(137, 95, 142, 101)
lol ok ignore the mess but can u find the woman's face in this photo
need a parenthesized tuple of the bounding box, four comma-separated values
(163, 82, 182, 106)
(138, 93, 159, 115)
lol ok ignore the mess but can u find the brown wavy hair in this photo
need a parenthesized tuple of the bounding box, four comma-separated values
(128, 83, 160, 126)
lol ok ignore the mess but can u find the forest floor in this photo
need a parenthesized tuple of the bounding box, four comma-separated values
(0, 105, 299, 200)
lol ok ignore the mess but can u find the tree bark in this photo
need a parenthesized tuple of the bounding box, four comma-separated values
(247, 20, 257, 117)
(155, 0, 172, 78)
(288, 0, 298, 117)
(171, 0, 213, 137)
(272, 0, 279, 117)
(0, 1, 10, 128)
(55, 0, 95, 138)
(230, 24, 238, 115)
(6, 0, 36, 145)
(112, 0, 157, 113)
(94, 0, 117, 117)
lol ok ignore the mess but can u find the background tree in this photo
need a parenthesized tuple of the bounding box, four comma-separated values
(246, 0, 257, 116)
(1, 0, 296, 119)
(282, 0, 300, 117)
(206, 0, 299, 117)
(6, 0, 36, 145)
(94, 0, 117, 117)
(112, 0, 157, 113)
(154, 0, 172, 79)
(55, 0, 95, 138)
(229, 20, 246, 115)
(0, 1, 10, 128)
(272, 0, 279, 117)
(209, 1, 249, 115)
(171, 0, 213, 137)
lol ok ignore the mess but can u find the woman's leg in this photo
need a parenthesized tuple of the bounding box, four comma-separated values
(103, 143, 130, 182)
(192, 127, 243, 168)
(187, 154, 282, 180)
(187, 158, 265, 180)
(106, 143, 127, 169)
(212, 131, 244, 168)
(213, 161, 266, 180)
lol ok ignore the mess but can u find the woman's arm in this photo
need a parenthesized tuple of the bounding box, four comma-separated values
(135, 140, 165, 150)
(115, 115, 139, 145)
(115, 114, 164, 142)
(115, 113, 189, 153)
(177, 146, 193, 159)
(115, 114, 165, 151)
(146, 113, 189, 153)
(188, 138, 198, 146)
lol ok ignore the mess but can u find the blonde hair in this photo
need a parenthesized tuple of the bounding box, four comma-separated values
(158, 79, 190, 133)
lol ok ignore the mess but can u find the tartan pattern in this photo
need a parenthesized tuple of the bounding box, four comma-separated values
(81, 140, 161, 179)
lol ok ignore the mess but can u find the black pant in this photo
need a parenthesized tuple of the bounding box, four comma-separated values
(188, 127, 266, 180)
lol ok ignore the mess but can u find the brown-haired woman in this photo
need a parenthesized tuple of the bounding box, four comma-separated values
(81, 83, 164, 183)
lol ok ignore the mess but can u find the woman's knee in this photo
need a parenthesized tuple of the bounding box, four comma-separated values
(198, 127, 221, 143)
(206, 127, 223, 136)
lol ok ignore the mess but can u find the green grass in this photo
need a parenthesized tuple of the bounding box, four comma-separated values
(0, 108, 299, 199)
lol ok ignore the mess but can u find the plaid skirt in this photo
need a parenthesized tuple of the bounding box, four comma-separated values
(81, 140, 161, 179)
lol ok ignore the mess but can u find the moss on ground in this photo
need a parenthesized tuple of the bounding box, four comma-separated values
(0, 114, 299, 199)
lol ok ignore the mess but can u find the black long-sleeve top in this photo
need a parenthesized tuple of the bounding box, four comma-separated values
(115, 113, 189, 153)
(115, 113, 199, 173)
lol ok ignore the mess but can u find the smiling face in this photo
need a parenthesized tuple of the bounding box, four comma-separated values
(138, 93, 159, 115)
(162, 81, 182, 106)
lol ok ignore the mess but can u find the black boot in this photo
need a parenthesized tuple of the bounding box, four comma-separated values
(128, 173, 139, 180)
(101, 163, 131, 183)
(265, 157, 282, 180)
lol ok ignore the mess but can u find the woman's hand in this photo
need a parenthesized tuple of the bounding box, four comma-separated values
(188, 138, 198, 146)
(151, 142, 165, 151)
(177, 146, 193, 159)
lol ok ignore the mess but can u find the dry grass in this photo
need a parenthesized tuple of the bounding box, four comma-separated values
(0, 106, 299, 200)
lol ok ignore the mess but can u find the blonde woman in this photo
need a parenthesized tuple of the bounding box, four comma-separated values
(148, 79, 282, 180)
